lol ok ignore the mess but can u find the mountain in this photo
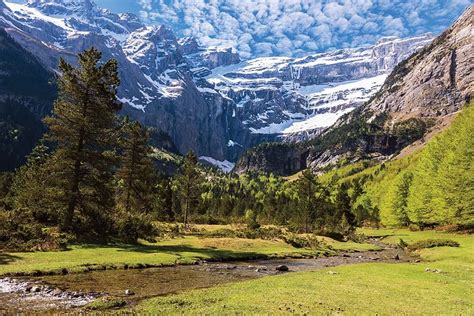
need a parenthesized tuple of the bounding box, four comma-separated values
(0, 0, 432, 170)
(0, 28, 56, 171)
(203, 35, 432, 142)
(235, 5, 473, 175)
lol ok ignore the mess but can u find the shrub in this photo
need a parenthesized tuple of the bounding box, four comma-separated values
(282, 233, 325, 251)
(407, 239, 460, 251)
(245, 209, 260, 230)
(398, 238, 409, 249)
(114, 212, 157, 243)
(0, 210, 71, 251)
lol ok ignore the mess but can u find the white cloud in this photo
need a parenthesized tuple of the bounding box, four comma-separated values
(136, 0, 470, 58)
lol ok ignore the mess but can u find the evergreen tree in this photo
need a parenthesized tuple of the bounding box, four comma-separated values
(294, 169, 329, 233)
(42, 48, 121, 234)
(10, 142, 53, 222)
(334, 182, 356, 234)
(153, 177, 175, 221)
(116, 119, 155, 213)
(175, 151, 203, 228)
(391, 172, 413, 226)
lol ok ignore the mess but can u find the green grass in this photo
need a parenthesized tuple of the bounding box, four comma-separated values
(0, 237, 315, 275)
(0, 229, 379, 276)
(136, 229, 474, 314)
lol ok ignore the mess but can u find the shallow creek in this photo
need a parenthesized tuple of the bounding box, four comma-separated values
(0, 244, 410, 313)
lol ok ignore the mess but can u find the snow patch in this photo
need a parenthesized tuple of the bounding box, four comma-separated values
(199, 156, 235, 173)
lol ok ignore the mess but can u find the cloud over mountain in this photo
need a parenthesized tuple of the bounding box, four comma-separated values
(138, 0, 470, 58)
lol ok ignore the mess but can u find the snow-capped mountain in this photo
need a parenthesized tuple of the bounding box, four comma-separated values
(202, 35, 433, 142)
(0, 0, 432, 168)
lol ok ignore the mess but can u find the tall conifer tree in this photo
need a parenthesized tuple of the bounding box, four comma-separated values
(116, 119, 155, 213)
(175, 151, 202, 228)
(43, 48, 121, 233)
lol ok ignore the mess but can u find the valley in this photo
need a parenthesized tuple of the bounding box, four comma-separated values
(0, 0, 472, 315)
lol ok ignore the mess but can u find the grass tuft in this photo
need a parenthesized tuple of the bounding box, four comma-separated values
(407, 239, 460, 251)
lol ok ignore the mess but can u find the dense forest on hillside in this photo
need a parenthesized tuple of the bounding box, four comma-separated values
(0, 48, 472, 251)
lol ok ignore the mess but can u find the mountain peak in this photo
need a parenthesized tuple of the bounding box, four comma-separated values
(27, 0, 96, 15)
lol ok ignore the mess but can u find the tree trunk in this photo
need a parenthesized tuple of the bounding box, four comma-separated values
(63, 128, 84, 231)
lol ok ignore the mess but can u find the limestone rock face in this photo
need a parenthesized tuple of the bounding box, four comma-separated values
(234, 144, 308, 176)
(1, 0, 466, 172)
(235, 5, 473, 175)
(365, 5, 473, 124)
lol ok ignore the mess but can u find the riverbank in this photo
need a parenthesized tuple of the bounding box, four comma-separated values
(0, 233, 379, 277)
(1, 244, 406, 313)
(135, 229, 474, 314)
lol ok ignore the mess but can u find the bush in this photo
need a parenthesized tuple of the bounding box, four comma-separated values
(398, 238, 409, 249)
(245, 209, 260, 230)
(114, 212, 157, 243)
(407, 239, 460, 251)
(0, 210, 71, 251)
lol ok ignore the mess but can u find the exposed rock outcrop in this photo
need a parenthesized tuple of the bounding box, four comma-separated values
(236, 5, 473, 175)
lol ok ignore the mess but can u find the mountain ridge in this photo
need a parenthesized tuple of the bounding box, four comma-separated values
(235, 4, 473, 175)
(0, 0, 444, 170)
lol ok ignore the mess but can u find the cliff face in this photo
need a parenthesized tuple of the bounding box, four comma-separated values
(365, 5, 473, 124)
(0, 29, 56, 171)
(0, 0, 434, 168)
(234, 143, 308, 176)
(235, 5, 473, 175)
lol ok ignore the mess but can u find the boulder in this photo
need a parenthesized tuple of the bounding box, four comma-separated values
(275, 265, 289, 272)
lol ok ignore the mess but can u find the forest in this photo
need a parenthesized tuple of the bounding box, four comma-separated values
(0, 48, 472, 252)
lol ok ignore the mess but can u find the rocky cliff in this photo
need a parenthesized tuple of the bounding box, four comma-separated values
(0, 29, 56, 170)
(235, 5, 473, 175)
(0, 0, 438, 170)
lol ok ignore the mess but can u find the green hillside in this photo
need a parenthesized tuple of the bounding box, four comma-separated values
(326, 101, 473, 227)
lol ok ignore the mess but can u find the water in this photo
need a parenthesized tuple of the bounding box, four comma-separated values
(0, 247, 408, 313)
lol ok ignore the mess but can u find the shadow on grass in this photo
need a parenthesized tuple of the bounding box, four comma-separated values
(0, 253, 21, 265)
(80, 243, 265, 260)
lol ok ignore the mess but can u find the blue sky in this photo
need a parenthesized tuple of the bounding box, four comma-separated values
(94, 0, 471, 58)
(32, 0, 474, 58)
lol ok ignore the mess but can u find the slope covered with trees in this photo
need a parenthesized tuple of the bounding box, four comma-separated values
(325, 102, 473, 228)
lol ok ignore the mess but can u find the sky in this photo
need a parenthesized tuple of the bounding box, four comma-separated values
(49, 0, 474, 58)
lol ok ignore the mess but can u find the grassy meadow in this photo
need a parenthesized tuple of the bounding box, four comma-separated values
(135, 228, 473, 314)
(0, 225, 379, 276)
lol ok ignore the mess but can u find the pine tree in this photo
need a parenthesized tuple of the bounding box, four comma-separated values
(334, 182, 356, 234)
(391, 172, 413, 226)
(10, 142, 53, 222)
(42, 48, 121, 234)
(174, 151, 203, 228)
(294, 169, 329, 233)
(116, 119, 155, 214)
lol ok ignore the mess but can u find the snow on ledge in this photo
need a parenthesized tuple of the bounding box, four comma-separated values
(199, 156, 235, 173)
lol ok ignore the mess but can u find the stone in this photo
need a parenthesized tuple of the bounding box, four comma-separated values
(275, 265, 289, 272)
(51, 288, 63, 296)
(125, 289, 135, 296)
(393, 254, 400, 260)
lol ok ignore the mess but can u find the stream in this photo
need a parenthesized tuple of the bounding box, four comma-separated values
(0, 243, 410, 314)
